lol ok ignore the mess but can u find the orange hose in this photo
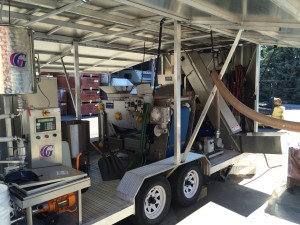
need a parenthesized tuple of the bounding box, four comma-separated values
(211, 73, 300, 132)
(76, 152, 82, 170)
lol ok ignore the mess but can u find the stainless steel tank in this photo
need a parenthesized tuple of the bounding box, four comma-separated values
(0, 25, 36, 94)
(61, 120, 90, 158)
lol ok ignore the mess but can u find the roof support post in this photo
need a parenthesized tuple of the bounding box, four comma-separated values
(174, 20, 181, 165)
(73, 41, 81, 120)
(254, 45, 261, 132)
(181, 29, 243, 163)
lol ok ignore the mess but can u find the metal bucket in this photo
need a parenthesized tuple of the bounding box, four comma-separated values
(61, 120, 90, 158)
(0, 25, 36, 94)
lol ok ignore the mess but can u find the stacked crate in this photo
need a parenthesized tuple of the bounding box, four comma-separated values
(68, 73, 100, 116)
(57, 75, 75, 115)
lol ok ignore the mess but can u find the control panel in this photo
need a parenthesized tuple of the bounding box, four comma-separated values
(36, 117, 56, 132)
(26, 108, 62, 168)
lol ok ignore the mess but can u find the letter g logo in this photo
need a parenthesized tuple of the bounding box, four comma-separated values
(10, 52, 27, 67)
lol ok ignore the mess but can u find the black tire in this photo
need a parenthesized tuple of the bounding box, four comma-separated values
(133, 175, 171, 225)
(169, 162, 203, 207)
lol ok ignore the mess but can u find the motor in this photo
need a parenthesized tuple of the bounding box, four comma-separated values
(31, 193, 77, 225)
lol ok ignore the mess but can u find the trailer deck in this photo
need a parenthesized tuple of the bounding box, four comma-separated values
(59, 158, 134, 225)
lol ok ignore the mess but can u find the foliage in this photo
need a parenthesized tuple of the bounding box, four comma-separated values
(260, 47, 300, 103)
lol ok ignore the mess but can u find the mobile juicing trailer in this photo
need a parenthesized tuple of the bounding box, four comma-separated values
(0, 1, 300, 225)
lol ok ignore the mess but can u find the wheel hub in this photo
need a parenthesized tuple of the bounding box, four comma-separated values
(183, 170, 199, 198)
(144, 185, 166, 219)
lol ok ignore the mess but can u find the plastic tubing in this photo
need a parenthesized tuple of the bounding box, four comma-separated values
(211, 73, 300, 132)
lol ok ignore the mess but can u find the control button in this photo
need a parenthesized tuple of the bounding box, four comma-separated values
(44, 135, 49, 138)
(53, 134, 57, 137)
(36, 136, 41, 139)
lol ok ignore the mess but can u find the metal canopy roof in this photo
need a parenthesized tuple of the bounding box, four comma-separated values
(1, 0, 300, 73)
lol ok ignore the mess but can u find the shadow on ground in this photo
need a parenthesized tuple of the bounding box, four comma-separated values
(162, 175, 270, 225)
(265, 185, 300, 224)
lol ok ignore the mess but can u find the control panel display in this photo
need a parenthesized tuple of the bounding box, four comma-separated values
(106, 102, 114, 109)
(36, 117, 56, 133)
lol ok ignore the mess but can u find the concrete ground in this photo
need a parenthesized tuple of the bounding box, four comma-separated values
(116, 153, 300, 225)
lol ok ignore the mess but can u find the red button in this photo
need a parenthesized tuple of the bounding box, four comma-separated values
(45, 135, 49, 138)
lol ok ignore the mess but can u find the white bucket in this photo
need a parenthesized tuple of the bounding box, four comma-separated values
(0, 206, 11, 225)
(0, 184, 10, 208)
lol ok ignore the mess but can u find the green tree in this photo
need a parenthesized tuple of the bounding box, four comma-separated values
(260, 47, 300, 103)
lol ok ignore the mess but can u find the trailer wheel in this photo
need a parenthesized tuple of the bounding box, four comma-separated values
(133, 175, 171, 225)
(169, 162, 203, 206)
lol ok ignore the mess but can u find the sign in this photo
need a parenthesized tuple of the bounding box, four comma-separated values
(10, 52, 27, 67)
(40, 145, 55, 158)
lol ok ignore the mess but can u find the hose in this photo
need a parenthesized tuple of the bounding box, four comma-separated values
(211, 72, 300, 132)
(127, 103, 151, 170)
(153, 18, 166, 95)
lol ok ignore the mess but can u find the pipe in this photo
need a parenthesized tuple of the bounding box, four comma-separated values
(11, 216, 25, 224)
(0, 114, 11, 120)
(211, 73, 300, 132)
(0, 136, 16, 142)
(0, 137, 25, 163)
(214, 90, 220, 133)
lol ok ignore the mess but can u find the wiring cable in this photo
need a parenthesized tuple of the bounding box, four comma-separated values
(242, 154, 282, 186)
(140, 42, 145, 84)
(152, 18, 166, 97)
(37, 83, 50, 107)
(210, 30, 217, 71)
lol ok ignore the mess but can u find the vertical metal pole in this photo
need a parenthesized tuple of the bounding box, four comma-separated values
(73, 41, 81, 120)
(77, 190, 82, 225)
(254, 45, 261, 132)
(26, 207, 33, 225)
(174, 21, 181, 165)
(182, 29, 243, 163)
(3, 97, 13, 156)
(151, 59, 155, 87)
(240, 45, 244, 66)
